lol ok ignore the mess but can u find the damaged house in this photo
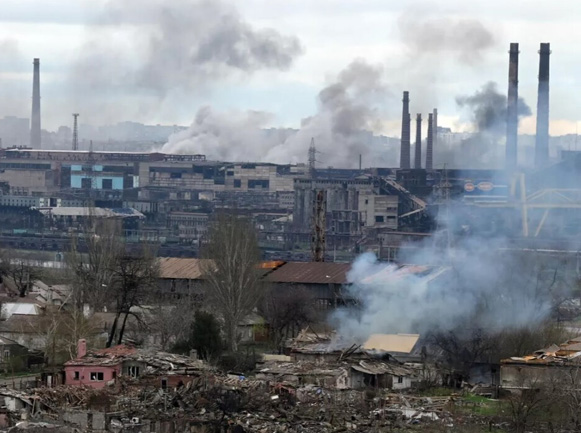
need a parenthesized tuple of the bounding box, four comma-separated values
(501, 336, 581, 389)
(64, 339, 209, 389)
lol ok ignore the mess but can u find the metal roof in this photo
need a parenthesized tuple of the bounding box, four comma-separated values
(264, 262, 352, 284)
(158, 257, 208, 280)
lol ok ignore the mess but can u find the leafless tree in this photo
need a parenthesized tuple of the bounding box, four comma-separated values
(260, 285, 316, 353)
(506, 371, 550, 433)
(0, 251, 43, 297)
(106, 247, 159, 347)
(146, 300, 197, 350)
(66, 218, 124, 309)
(201, 212, 264, 352)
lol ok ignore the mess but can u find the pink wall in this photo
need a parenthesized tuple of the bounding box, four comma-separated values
(64, 364, 121, 389)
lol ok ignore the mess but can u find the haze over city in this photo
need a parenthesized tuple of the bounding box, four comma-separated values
(1, 2, 581, 432)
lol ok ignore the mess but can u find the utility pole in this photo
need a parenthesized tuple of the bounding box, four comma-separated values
(311, 189, 326, 262)
(72, 113, 79, 151)
(308, 138, 316, 179)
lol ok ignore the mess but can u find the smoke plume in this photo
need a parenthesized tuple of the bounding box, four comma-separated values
(456, 82, 531, 136)
(333, 228, 571, 342)
(70, 0, 302, 120)
(398, 10, 495, 65)
(163, 59, 397, 167)
(0, 39, 27, 117)
(434, 82, 532, 168)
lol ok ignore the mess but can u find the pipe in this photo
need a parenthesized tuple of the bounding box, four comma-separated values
(535, 43, 551, 169)
(414, 114, 422, 169)
(426, 113, 434, 170)
(506, 43, 519, 170)
(30, 58, 41, 148)
(400, 91, 411, 169)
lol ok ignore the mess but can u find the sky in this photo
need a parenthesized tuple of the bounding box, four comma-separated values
(0, 0, 580, 137)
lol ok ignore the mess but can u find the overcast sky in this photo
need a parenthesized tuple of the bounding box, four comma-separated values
(0, 0, 579, 137)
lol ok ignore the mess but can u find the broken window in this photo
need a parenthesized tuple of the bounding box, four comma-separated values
(73, 371, 80, 380)
(397, 376, 404, 384)
(90, 372, 104, 381)
(127, 366, 140, 378)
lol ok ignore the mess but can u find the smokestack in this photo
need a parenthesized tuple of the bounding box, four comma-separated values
(414, 114, 422, 169)
(432, 108, 438, 164)
(30, 58, 41, 148)
(400, 91, 411, 169)
(506, 43, 519, 170)
(426, 113, 434, 170)
(535, 43, 551, 169)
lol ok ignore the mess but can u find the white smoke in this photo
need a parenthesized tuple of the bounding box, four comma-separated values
(332, 231, 567, 342)
(163, 59, 398, 167)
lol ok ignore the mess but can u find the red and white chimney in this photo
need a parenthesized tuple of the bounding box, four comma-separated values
(77, 339, 87, 359)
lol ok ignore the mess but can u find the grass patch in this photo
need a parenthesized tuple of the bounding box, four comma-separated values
(456, 394, 509, 417)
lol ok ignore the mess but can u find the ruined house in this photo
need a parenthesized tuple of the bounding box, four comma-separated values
(501, 336, 581, 389)
(64, 339, 209, 389)
(257, 359, 417, 391)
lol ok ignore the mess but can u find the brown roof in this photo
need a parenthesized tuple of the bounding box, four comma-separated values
(264, 262, 352, 284)
(158, 257, 208, 279)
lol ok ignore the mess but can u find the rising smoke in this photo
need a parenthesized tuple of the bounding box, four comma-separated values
(434, 82, 532, 168)
(332, 228, 569, 342)
(163, 59, 397, 167)
(70, 0, 303, 121)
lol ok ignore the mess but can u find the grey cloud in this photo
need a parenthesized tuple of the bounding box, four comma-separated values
(398, 9, 495, 64)
(69, 0, 303, 120)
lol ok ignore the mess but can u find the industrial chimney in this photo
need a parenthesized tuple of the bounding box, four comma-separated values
(30, 58, 41, 148)
(400, 91, 411, 169)
(426, 113, 434, 170)
(506, 43, 519, 170)
(535, 43, 551, 168)
(414, 114, 422, 169)
(432, 108, 438, 164)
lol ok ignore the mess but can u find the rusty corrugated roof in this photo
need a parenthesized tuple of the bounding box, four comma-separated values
(264, 262, 352, 284)
(158, 257, 209, 279)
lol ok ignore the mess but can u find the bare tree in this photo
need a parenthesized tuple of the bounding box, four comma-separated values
(147, 301, 197, 351)
(66, 218, 124, 309)
(0, 251, 43, 297)
(260, 285, 316, 353)
(106, 248, 159, 347)
(201, 212, 264, 352)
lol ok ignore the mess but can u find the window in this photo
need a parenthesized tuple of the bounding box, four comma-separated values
(81, 178, 92, 189)
(397, 377, 403, 384)
(90, 372, 104, 381)
(375, 216, 384, 223)
(73, 371, 80, 380)
(3, 350, 9, 360)
(102, 179, 113, 190)
(233, 179, 241, 188)
(127, 365, 140, 378)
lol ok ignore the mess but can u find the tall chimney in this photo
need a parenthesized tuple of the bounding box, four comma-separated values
(535, 43, 551, 168)
(414, 114, 422, 169)
(400, 91, 411, 169)
(432, 108, 438, 164)
(30, 58, 41, 148)
(506, 43, 519, 170)
(426, 113, 434, 170)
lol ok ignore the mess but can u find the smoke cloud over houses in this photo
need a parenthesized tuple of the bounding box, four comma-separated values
(332, 231, 569, 342)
